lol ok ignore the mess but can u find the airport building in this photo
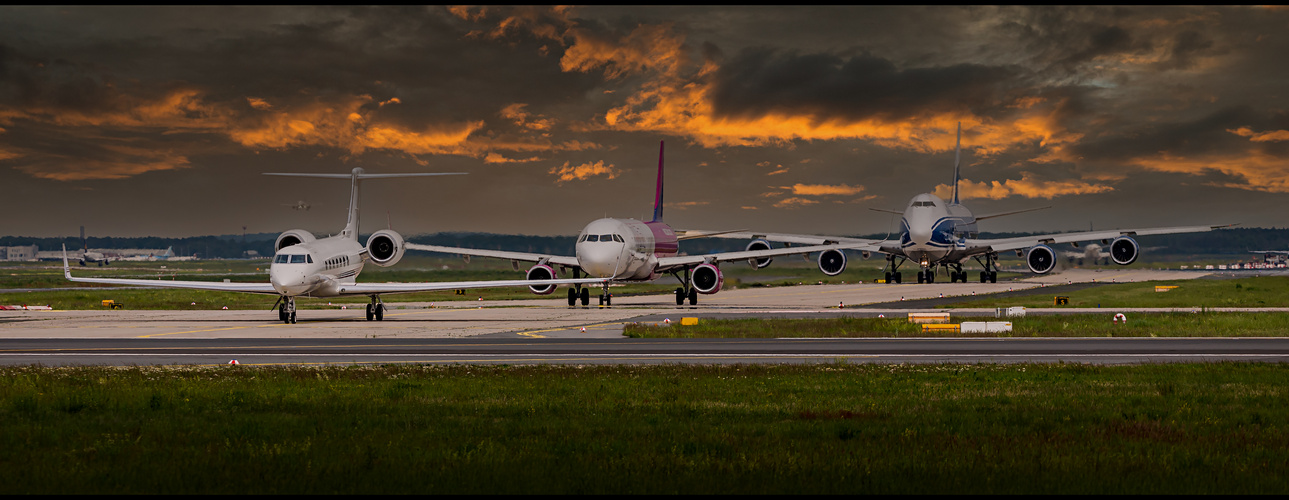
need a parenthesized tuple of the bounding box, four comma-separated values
(0, 245, 38, 261)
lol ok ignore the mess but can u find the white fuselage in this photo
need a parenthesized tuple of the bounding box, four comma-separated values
(268, 236, 366, 297)
(899, 193, 978, 266)
(574, 218, 679, 280)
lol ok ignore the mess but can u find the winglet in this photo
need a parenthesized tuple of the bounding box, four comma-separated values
(62, 244, 71, 280)
(952, 121, 961, 205)
(652, 140, 665, 222)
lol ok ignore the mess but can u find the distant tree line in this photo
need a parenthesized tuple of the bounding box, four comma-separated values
(2, 227, 1284, 259)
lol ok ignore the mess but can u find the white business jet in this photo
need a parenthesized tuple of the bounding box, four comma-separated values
(63, 167, 608, 323)
(408, 141, 870, 306)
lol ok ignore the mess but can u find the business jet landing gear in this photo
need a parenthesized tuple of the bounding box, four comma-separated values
(973, 253, 999, 283)
(278, 297, 296, 324)
(366, 296, 385, 321)
(882, 255, 905, 284)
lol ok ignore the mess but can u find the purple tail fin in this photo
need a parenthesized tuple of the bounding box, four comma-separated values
(652, 140, 664, 222)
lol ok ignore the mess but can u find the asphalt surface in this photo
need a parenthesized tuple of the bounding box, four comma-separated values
(4, 337, 1289, 366)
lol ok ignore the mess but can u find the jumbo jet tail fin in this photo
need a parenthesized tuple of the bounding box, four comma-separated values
(264, 168, 464, 241)
(651, 140, 665, 222)
(952, 121, 962, 205)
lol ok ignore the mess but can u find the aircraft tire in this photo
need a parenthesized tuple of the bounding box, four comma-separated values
(580, 288, 589, 306)
(366, 303, 374, 321)
(884, 272, 892, 283)
(893, 272, 902, 284)
(290, 312, 297, 324)
(687, 288, 698, 305)
(568, 288, 578, 307)
(675, 288, 685, 305)
(375, 304, 384, 321)
(990, 272, 997, 283)
(917, 271, 925, 284)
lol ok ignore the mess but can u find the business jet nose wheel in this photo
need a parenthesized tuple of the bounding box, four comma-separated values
(279, 297, 297, 324)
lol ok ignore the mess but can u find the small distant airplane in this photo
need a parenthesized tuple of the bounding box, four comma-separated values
(1250, 249, 1289, 264)
(283, 200, 316, 211)
(120, 247, 175, 262)
(77, 226, 111, 266)
(64, 168, 609, 323)
(408, 141, 869, 306)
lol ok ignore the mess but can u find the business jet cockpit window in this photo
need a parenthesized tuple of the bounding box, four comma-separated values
(275, 254, 311, 264)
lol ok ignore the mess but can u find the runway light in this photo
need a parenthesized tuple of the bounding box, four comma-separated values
(228, 360, 239, 365)
(839, 302, 844, 309)
(664, 318, 671, 324)
(878, 314, 885, 318)
(221, 306, 228, 310)
(1114, 313, 1127, 324)
(580, 327, 586, 332)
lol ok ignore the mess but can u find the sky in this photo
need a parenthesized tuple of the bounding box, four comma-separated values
(2, 5, 1287, 238)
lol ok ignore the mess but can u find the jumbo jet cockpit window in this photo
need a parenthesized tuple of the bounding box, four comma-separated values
(912, 201, 936, 207)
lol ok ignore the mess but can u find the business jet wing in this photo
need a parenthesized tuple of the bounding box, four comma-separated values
(326, 277, 609, 296)
(63, 248, 279, 294)
(654, 241, 879, 271)
(404, 243, 581, 268)
(964, 224, 1238, 253)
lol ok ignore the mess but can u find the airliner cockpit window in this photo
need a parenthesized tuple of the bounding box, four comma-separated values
(289, 255, 307, 264)
(600, 234, 613, 241)
(612, 234, 624, 243)
(578, 234, 588, 242)
(585, 235, 598, 242)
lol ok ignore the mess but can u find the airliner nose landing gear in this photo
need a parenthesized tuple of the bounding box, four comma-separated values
(597, 281, 612, 307)
(366, 296, 385, 321)
(277, 297, 296, 324)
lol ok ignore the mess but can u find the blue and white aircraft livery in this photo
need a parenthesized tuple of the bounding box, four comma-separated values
(712, 123, 1236, 283)
(63, 168, 609, 323)
(408, 141, 871, 306)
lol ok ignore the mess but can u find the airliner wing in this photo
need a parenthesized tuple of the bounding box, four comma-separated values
(655, 241, 879, 270)
(405, 243, 580, 268)
(63, 251, 279, 294)
(327, 277, 609, 296)
(697, 231, 880, 246)
(966, 224, 1238, 253)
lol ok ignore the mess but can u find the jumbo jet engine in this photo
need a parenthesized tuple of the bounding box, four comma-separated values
(1026, 244, 1056, 274)
(1109, 236, 1139, 266)
(691, 263, 724, 294)
(365, 229, 405, 267)
(745, 239, 773, 269)
(818, 248, 847, 276)
(275, 230, 316, 253)
(525, 264, 557, 295)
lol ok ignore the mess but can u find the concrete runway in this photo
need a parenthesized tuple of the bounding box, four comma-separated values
(2, 268, 1283, 366)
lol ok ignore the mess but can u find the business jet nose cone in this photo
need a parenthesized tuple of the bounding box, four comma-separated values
(270, 267, 310, 295)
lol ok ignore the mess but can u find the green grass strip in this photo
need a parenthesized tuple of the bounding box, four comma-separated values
(2, 363, 1289, 494)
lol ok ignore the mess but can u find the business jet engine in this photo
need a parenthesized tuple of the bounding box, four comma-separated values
(1109, 236, 1139, 266)
(525, 264, 557, 295)
(275, 230, 316, 253)
(818, 248, 847, 276)
(365, 229, 406, 267)
(745, 239, 773, 269)
(1026, 244, 1057, 274)
(691, 263, 724, 294)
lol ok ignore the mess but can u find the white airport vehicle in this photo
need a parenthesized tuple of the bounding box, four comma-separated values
(707, 123, 1236, 283)
(63, 168, 608, 323)
(408, 142, 870, 306)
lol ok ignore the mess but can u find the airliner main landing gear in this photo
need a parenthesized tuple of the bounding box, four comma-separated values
(567, 269, 591, 307)
(671, 267, 698, 306)
(366, 296, 385, 321)
(948, 263, 967, 283)
(277, 297, 296, 324)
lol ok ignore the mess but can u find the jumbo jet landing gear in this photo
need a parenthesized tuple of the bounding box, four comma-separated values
(366, 296, 385, 321)
(882, 255, 905, 284)
(278, 297, 296, 324)
(949, 263, 966, 283)
(974, 253, 999, 283)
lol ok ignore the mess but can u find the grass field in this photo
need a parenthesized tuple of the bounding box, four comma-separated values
(939, 275, 1289, 309)
(2, 363, 1287, 494)
(625, 313, 1289, 338)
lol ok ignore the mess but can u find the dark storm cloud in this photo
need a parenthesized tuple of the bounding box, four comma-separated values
(1069, 105, 1267, 162)
(707, 48, 1024, 122)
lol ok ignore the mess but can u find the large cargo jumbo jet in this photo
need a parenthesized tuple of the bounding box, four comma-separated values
(708, 123, 1236, 283)
(64, 168, 608, 323)
(408, 142, 868, 306)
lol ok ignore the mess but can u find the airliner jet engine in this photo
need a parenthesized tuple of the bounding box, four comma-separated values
(691, 263, 724, 294)
(525, 264, 557, 295)
(1109, 236, 1139, 265)
(818, 248, 847, 276)
(1026, 244, 1056, 274)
